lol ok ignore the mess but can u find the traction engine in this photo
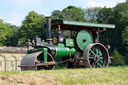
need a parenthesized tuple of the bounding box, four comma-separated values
(19, 17, 115, 70)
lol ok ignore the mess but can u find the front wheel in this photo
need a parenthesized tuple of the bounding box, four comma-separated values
(83, 43, 110, 68)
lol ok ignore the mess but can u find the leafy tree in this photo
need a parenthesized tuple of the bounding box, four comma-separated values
(111, 49, 125, 66)
(122, 26, 128, 45)
(112, 2, 128, 31)
(18, 11, 46, 44)
(51, 10, 62, 19)
(97, 7, 113, 24)
(51, 6, 85, 21)
(0, 19, 8, 45)
(120, 11, 128, 27)
(0, 19, 18, 46)
(84, 7, 101, 23)
(111, 2, 128, 55)
(122, 26, 128, 64)
(109, 2, 128, 62)
(61, 6, 85, 21)
(3, 24, 19, 46)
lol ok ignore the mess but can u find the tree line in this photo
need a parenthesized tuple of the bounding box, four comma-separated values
(0, 2, 128, 66)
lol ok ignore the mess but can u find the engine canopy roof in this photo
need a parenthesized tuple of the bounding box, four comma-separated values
(52, 20, 115, 31)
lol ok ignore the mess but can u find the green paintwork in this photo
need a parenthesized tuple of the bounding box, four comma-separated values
(65, 39, 75, 47)
(27, 48, 48, 62)
(56, 43, 76, 58)
(43, 48, 48, 63)
(69, 48, 76, 56)
(56, 43, 65, 47)
(76, 30, 93, 50)
(90, 48, 104, 67)
(52, 20, 115, 29)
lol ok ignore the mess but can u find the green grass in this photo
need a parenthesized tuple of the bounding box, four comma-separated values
(0, 66, 128, 85)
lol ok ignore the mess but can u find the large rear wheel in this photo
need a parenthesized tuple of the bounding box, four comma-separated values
(83, 43, 109, 68)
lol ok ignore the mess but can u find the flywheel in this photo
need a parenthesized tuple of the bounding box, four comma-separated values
(76, 30, 93, 51)
(83, 43, 109, 68)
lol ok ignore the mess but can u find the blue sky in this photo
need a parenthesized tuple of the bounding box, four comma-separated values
(0, 0, 125, 26)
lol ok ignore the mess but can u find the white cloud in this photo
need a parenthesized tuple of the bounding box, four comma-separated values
(4, 12, 26, 26)
(87, 1, 104, 7)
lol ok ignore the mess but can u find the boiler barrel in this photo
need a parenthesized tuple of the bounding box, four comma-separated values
(56, 47, 76, 58)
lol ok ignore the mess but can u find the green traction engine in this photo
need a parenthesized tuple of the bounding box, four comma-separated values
(19, 17, 115, 70)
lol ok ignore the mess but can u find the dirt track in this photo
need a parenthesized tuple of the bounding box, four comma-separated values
(0, 74, 57, 85)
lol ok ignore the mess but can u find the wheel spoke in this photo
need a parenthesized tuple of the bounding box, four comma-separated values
(95, 49, 99, 55)
(99, 60, 103, 64)
(90, 49, 96, 56)
(97, 63, 102, 67)
(100, 57, 104, 59)
(98, 49, 102, 56)
(89, 57, 94, 59)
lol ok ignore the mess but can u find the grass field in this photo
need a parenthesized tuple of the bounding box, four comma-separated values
(0, 66, 128, 85)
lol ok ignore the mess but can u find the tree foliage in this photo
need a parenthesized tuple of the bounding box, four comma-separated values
(0, 19, 18, 46)
(0, 19, 8, 45)
(97, 7, 113, 24)
(52, 6, 85, 21)
(84, 7, 101, 23)
(111, 49, 125, 66)
(112, 3, 128, 55)
(18, 11, 46, 44)
(3, 24, 19, 46)
(122, 26, 128, 45)
(61, 6, 85, 21)
(51, 10, 62, 19)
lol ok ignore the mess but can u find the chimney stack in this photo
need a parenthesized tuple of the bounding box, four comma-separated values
(46, 16, 52, 45)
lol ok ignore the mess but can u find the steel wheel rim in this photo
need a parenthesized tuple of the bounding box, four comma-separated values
(83, 43, 109, 68)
